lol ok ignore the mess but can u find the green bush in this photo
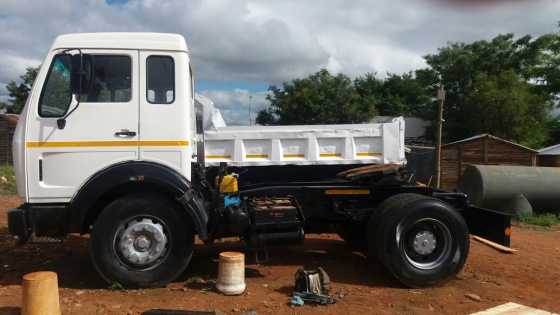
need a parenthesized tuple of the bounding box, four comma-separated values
(518, 213, 560, 227)
(0, 164, 17, 195)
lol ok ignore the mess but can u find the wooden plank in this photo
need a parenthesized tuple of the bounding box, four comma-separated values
(470, 302, 557, 315)
(337, 163, 400, 178)
(472, 235, 518, 253)
(483, 136, 488, 163)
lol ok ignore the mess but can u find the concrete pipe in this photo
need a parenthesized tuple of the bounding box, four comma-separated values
(459, 165, 560, 215)
(22, 271, 61, 315)
(216, 251, 246, 295)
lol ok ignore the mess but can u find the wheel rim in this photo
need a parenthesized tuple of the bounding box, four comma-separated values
(397, 218, 453, 270)
(114, 216, 170, 269)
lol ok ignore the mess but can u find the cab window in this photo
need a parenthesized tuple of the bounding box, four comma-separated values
(39, 54, 72, 117)
(79, 55, 131, 103)
(147, 56, 175, 104)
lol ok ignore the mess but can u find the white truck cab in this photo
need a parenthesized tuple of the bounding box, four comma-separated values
(14, 33, 194, 203)
(8, 32, 510, 289)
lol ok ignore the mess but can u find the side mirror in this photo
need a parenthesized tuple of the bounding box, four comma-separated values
(56, 118, 66, 130)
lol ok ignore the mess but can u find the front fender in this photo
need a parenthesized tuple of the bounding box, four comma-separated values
(70, 161, 208, 239)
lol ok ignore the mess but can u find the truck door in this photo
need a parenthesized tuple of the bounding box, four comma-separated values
(26, 49, 139, 202)
(138, 51, 192, 179)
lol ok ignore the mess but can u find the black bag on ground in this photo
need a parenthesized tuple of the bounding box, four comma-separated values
(294, 267, 331, 295)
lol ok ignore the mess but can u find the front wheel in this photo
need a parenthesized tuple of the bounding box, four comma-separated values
(370, 194, 469, 287)
(90, 193, 194, 288)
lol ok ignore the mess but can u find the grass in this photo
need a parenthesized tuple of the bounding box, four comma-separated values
(108, 281, 125, 291)
(185, 276, 206, 285)
(0, 164, 16, 195)
(185, 276, 217, 293)
(518, 213, 560, 227)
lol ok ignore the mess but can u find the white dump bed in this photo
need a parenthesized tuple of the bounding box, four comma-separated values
(203, 117, 406, 167)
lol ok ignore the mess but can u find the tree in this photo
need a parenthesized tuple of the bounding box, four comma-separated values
(354, 72, 432, 117)
(353, 73, 383, 114)
(547, 117, 560, 145)
(4, 66, 39, 114)
(257, 69, 376, 125)
(255, 109, 276, 126)
(423, 32, 560, 147)
(259, 29, 560, 148)
(469, 70, 551, 148)
(258, 70, 433, 126)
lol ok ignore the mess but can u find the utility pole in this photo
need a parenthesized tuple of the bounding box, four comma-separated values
(435, 83, 445, 189)
(248, 94, 253, 126)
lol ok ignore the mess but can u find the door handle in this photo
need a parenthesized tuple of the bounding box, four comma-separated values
(114, 129, 137, 137)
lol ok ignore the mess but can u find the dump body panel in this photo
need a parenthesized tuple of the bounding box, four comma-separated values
(203, 117, 406, 167)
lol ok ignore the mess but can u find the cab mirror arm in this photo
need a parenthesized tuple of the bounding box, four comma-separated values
(58, 49, 84, 130)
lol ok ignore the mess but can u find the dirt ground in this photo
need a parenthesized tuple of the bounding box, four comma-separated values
(0, 195, 559, 315)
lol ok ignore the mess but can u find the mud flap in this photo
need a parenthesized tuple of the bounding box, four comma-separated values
(462, 206, 512, 247)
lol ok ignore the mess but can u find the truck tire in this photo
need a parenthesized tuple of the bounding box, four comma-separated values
(90, 193, 194, 288)
(366, 193, 424, 261)
(368, 193, 469, 287)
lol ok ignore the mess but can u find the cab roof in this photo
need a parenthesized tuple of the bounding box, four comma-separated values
(51, 32, 189, 52)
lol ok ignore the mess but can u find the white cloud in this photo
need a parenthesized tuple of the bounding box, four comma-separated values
(0, 55, 42, 103)
(2, 0, 558, 83)
(0, 0, 559, 122)
(0, 55, 41, 83)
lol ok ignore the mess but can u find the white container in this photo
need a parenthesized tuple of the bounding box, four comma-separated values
(204, 117, 406, 167)
(216, 251, 246, 295)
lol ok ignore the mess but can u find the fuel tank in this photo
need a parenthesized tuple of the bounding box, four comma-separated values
(459, 165, 560, 214)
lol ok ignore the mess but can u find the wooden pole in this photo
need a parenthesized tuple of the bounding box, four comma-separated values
(248, 94, 253, 126)
(435, 84, 445, 189)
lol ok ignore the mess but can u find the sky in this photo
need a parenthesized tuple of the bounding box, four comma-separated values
(0, 0, 559, 125)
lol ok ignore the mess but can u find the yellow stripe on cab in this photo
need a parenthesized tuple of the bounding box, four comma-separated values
(26, 140, 189, 148)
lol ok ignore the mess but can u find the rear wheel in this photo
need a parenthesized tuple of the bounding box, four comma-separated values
(90, 193, 194, 288)
(368, 193, 469, 287)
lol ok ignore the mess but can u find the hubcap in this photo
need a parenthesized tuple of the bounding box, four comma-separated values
(134, 235, 151, 251)
(116, 218, 168, 268)
(412, 230, 437, 255)
(399, 218, 453, 270)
